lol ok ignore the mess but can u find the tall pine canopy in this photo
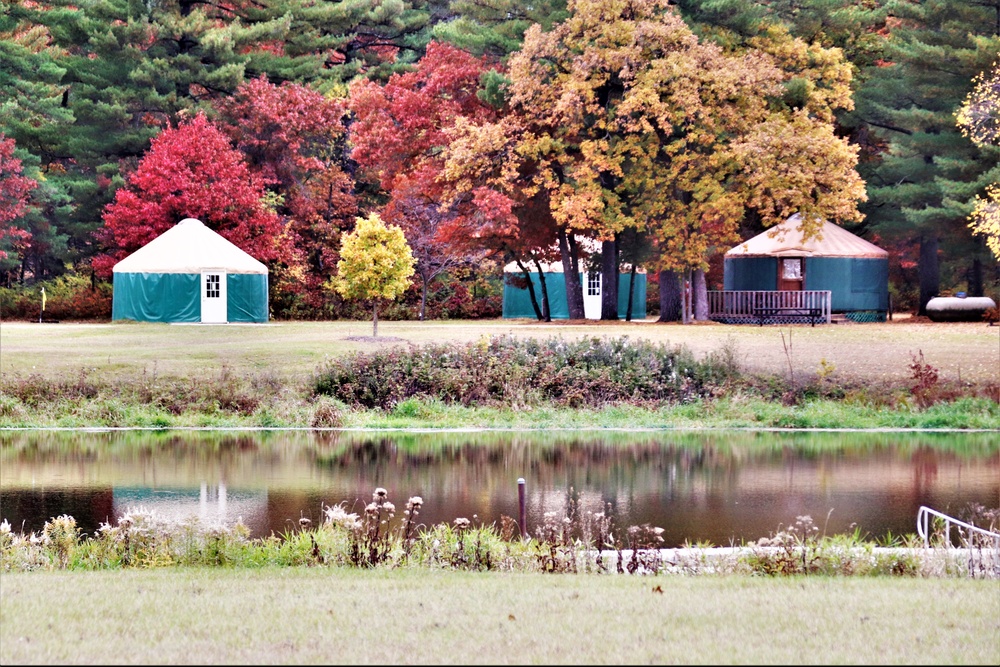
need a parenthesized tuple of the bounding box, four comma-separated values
(855, 0, 1000, 311)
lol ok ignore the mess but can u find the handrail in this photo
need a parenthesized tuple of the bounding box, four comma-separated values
(707, 290, 832, 324)
(916, 505, 1000, 548)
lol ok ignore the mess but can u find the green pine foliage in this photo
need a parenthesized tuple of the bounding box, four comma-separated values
(853, 0, 1000, 309)
(431, 0, 568, 61)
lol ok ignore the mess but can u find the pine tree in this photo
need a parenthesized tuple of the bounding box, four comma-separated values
(854, 0, 1000, 310)
(431, 0, 568, 61)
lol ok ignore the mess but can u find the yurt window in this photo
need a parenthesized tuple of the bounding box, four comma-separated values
(782, 259, 802, 280)
(206, 274, 221, 298)
(587, 272, 601, 296)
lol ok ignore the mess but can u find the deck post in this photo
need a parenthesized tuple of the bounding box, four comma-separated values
(518, 477, 527, 539)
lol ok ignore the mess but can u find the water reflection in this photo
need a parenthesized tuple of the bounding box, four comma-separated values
(1, 430, 997, 547)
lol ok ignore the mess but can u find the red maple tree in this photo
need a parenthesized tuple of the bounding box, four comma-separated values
(348, 41, 500, 318)
(0, 134, 36, 263)
(94, 113, 285, 277)
(214, 76, 358, 310)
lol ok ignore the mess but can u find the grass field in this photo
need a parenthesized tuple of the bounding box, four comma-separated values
(1, 569, 998, 665)
(1, 316, 998, 429)
(2, 315, 998, 385)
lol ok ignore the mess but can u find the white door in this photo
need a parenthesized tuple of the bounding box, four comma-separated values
(583, 271, 602, 320)
(201, 271, 227, 323)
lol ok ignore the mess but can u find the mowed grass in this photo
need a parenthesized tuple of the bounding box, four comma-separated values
(2, 316, 998, 386)
(1, 568, 997, 665)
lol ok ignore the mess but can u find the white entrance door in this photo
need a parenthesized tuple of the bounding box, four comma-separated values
(583, 271, 602, 320)
(201, 272, 227, 323)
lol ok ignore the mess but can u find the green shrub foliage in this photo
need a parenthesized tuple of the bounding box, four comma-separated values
(313, 335, 740, 409)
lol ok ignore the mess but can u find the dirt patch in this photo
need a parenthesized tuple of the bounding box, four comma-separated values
(343, 335, 407, 343)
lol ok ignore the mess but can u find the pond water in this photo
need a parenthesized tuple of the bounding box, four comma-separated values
(1, 429, 997, 547)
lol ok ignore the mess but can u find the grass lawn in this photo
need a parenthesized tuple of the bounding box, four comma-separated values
(1, 569, 998, 665)
(1, 316, 998, 429)
(2, 316, 998, 386)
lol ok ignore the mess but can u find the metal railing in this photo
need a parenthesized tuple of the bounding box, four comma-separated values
(707, 290, 832, 324)
(916, 505, 1000, 548)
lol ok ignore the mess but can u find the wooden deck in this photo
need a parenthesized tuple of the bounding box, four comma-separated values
(708, 290, 832, 325)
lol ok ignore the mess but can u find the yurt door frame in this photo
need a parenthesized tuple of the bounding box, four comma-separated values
(583, 271, 602, 319)
(778, 258, 804, 291)
(201, 271, 228, 323)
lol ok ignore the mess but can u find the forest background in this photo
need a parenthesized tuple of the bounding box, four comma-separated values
(0, 0, 998, 324)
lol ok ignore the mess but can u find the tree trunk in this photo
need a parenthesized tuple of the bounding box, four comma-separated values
(558, 229, 585, 320)
(419, 275, 428, 321)
(657, 270, 681, 322)
(625, 262, 637, 322)
(372, 301, 378, 337)
(693, 269, 708, 321)
(600, 236, 619, 320)
(682, 269, 692, 324)
(918, 235, 940, 316)
(532, 257, 552, 322)
(968, 257, 984, 297)
(515, 258, 543, 320)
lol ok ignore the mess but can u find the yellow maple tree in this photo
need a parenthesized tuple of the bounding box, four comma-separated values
(330, 213, 415, 337)
(957, 62, 1000, 260)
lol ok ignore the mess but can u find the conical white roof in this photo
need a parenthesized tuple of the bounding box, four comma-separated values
(726, 214, 887, 259)
(112, 218, 268, 274)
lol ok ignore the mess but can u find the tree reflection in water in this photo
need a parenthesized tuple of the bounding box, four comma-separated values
(1, 430, 996, 547)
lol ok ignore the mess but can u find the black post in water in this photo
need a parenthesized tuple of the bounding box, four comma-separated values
(517, 477, 527, 539)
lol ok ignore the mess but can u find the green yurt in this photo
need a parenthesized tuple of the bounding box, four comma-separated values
(502, 261, 646, 320)
(724, 214, 889, 321)
(112, 218, 269, 323)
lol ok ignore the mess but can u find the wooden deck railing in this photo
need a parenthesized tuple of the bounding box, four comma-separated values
(707, 290, 832, 325)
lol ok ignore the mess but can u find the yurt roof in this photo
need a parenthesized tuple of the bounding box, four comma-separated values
(725, 214, 888, 259)
(112, 218, 268, 274)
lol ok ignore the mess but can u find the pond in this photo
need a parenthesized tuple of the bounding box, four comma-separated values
(1, 429, 997, 548)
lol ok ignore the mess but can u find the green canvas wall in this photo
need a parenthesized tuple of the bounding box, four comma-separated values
(804, 258, 888, 312)
(723, 257, 776, 291)
(112, 273, 268, 323)
(723, 257, 888, 313)
(228, 273, 269, 323)
(503, 272, 646, 319)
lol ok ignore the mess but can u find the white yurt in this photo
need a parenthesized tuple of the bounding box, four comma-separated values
(111, 218, 269, 323)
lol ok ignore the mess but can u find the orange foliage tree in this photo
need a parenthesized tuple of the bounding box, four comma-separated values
(444, 0, 867, 320)
(94, 113, 285, 277)
(0, 134, 35, 273)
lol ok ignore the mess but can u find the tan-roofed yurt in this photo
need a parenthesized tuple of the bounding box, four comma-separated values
(724, 214, 889, 321)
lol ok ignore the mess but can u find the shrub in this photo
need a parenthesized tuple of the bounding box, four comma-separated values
(313, 335, 745, 410)
(0, 273, 112, 321)
(310, 397, 347, 428)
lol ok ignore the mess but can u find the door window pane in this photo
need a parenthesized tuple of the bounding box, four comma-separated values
(782, 259, 802, 280)
(205, 274, 220, 298)
(587, 273, 601, 296)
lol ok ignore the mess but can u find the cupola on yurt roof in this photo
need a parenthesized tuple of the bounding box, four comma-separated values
(111, 218, 269, 324)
